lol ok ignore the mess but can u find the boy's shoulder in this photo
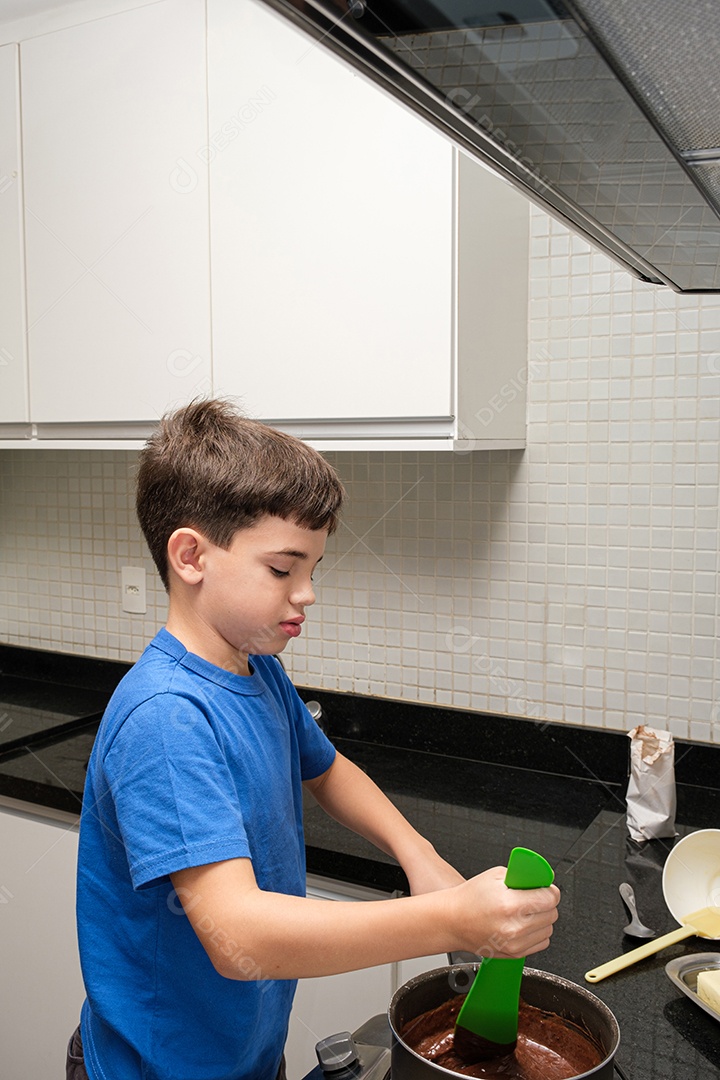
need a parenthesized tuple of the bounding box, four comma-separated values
(101, 628, 295, 738)
(111, 626, 189, 700)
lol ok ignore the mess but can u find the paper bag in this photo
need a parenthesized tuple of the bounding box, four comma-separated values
(625, 725, 677, 841)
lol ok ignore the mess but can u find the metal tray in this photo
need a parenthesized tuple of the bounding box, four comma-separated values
(665, 952, 720, 1023)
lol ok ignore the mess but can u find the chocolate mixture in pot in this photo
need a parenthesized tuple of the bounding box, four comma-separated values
(400, 993, 604, 1080)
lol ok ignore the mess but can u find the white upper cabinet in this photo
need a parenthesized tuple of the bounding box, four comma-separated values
(0, 43, 28, 425)
(208, 0, 452, 437)
(0, 0, 529, 448)
(207, 0, 529, 450)
(20, 0, 211, 427)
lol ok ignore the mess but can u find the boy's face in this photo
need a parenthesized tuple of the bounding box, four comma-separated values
(188, 514, 328, 673)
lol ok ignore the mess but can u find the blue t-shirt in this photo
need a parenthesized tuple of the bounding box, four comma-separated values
(77, 628, 336, 1080)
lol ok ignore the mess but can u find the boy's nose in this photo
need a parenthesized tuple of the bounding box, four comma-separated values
(290, 580, 316, 607)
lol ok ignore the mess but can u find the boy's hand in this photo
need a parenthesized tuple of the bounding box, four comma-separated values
(451, 866, 560, 960)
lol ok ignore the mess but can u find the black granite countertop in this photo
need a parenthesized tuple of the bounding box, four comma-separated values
(1, 644, 720, 1078)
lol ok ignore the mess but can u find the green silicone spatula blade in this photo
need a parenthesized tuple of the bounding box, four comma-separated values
(454, 846, 554, 1063)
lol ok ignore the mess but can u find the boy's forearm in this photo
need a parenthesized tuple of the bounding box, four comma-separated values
(216, 873, 457, 979)
(305, 753, 462, 891)
(172, 858, 455, 981)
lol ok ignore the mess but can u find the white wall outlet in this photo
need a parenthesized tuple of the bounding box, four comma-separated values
(121, 566, 147, 614)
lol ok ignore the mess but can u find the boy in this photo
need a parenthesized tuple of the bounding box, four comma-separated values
(69, 399, 559, 1080)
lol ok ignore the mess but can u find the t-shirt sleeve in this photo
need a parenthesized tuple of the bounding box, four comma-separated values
(104, 694, 251, 890)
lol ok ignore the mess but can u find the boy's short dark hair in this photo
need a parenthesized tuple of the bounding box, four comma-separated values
(136, 399, 344, 589)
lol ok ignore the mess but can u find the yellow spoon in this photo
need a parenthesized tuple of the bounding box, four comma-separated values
(585, 906, 720, 983)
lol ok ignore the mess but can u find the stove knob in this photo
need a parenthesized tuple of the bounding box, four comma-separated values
(315, 1031, 359, 1073)
(305, 700, 327, 733)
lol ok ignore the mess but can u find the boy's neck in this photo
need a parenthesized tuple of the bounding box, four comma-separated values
(165, 605, 252, 677)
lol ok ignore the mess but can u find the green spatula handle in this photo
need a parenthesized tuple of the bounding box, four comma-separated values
(455, 847, 554, 1045)
(504, 847, 555, 890)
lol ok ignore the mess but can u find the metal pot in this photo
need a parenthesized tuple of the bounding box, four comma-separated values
(388, 965, 620, 1080)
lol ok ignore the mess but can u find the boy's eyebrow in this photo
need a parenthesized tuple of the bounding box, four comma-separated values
(269, 549, 323, 562)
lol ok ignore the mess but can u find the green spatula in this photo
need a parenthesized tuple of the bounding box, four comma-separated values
(454, 846, 555, 1062)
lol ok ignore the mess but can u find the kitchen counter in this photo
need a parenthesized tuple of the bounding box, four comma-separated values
(0, 643, 129, 815)
(1, 644, 720, 1078)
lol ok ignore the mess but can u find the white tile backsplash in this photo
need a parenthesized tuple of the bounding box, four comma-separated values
(2, 206, 720, 743)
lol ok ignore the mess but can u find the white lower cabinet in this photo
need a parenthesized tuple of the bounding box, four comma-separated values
(286, 875, 450, 1077)
(0, 802, 84, 1080)
(285, 875, 396, 1078)
(397, 952, 451, 986)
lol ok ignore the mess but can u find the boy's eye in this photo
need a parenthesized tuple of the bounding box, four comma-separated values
(270, 567, 290, 578)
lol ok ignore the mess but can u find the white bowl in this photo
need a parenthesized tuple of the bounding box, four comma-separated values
(662, 829, 720, 940)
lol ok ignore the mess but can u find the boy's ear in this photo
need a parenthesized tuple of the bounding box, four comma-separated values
(167, 528, 207, 585)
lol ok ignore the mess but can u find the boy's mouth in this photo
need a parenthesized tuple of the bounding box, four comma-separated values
(279, 619, 304, 638)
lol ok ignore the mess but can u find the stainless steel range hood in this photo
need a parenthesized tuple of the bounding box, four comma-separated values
(260, 0, 720, 292)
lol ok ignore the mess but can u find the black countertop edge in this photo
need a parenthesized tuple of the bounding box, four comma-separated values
(0, 773, 84, 817)
(305, 846, 407, 895)
(0, 642, 131, 693)
(296, 685, 720, 792)
(0, 712, 104, 759)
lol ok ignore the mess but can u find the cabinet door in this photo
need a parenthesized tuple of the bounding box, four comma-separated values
(397, 952, 450, 986)
(0, 806, 84, 1080)
(286, 963, 393, 1077)
(284, 876, 394, 1077)
(208, 0, 453, 424)
(0, 44, 28, 424)
(21, 0, 211, 424)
